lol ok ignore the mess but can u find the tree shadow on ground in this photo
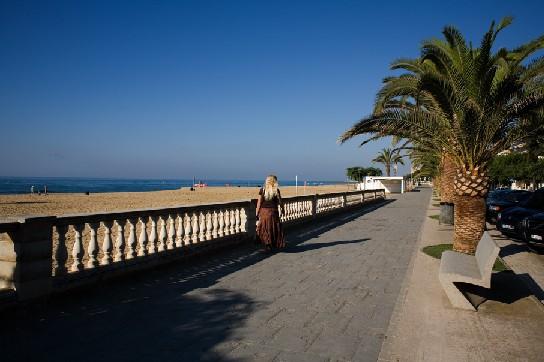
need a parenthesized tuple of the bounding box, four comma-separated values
(457, 271, 534, 308)
(0, 201, 49, 205)
(500, 242, 544, 257)
(499, 243, 529, 258)
(283, 238, 370, 253)
(0, 199, 394, 362)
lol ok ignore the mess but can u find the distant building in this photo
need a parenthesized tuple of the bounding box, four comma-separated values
(356, 176, 405, 194)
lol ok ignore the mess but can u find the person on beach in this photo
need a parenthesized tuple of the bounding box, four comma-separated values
(256, 175, 285, 251)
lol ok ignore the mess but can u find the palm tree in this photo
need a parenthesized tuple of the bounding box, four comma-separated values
(340, 18, 544, 253)
(372, 148, 405, 177)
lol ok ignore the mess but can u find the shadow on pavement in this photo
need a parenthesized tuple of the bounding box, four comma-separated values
(458, 271, 534, 308)
(0, 199, 394, 362)
(500, 243, 529, 258)
(283, 238, 370, 253)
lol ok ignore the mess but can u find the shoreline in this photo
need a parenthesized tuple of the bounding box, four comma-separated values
(0, 185, 355, 219)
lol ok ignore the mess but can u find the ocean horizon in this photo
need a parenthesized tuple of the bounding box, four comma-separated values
(0, 176, 345, 195)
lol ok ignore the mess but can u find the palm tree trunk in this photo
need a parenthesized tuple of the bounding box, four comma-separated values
(385, 162, 391, 177)
(453, 195, 486, 253)
(452, 166, 489, 253)
(439, 155, 456, 225)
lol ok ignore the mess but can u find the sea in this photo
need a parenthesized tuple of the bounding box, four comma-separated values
(0, 177, 344, 195)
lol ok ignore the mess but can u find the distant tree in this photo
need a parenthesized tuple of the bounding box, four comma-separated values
(346, 166, 383, 181)
(489, 153, 544, 187)
(372, 148, 404, 177)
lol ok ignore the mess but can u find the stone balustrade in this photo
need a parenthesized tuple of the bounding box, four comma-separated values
(0, 189, 384, 304)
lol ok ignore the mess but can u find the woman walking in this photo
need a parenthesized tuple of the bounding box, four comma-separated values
(256, 175, 285, 251)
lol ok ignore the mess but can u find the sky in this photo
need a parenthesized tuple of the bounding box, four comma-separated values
(1, 0, 542, 181)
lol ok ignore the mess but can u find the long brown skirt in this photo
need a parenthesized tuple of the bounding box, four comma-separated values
(257, 208, 285, 249)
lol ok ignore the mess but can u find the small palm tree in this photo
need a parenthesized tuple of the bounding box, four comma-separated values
(372, 148, 405, 176)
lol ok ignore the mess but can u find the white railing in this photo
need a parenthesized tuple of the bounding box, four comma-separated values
(0, 189, 385, 302)
(52, 202, 249, 276)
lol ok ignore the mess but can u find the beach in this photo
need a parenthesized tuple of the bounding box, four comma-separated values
(0, 185, 353, 219)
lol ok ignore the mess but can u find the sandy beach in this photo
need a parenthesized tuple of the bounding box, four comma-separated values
(0, 185, 354, 219)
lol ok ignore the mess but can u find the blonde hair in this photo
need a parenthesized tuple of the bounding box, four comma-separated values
(263, 175, 279, 201)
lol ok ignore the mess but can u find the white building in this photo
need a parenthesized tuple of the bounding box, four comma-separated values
(356, 176, 405, 194)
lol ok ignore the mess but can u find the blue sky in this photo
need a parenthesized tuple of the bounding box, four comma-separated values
(1, 0, 542, 181)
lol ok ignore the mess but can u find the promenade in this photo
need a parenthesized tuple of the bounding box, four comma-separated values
(0, 189, 429, 361)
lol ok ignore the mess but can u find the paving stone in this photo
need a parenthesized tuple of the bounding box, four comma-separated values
(0, 191, 431, 361)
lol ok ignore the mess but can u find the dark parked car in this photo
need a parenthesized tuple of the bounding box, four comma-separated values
(523, 212, 544, 244)
(486, 189, 532, 223)
(497, 189, 544, 239)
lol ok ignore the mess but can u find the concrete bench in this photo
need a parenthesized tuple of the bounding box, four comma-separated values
(439, 231, 500, 310)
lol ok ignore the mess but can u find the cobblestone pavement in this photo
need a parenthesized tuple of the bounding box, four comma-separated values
(0, 190, 431, 362)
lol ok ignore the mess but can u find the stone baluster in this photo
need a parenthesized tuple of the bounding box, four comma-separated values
(212, 210, 219, 238)
(175, 214, 184, 248)
(137, 217, 148, 256)
(223, 209, 230, 236)
(70, 224, 84, 272)
(218, 210, 225, 237)
(191, 212, 199, 244)
(101, 221, 113, 265)
(126, 219, 136, 259)
(184, 213, 192, 245)
(86, 222, 99, 268)
(54, 225, 68, 275)
(148, 216, 157, 254)
(157, 215, 166, 252)
(229, 209, 235, 234)
(206, 212, 212, 240)
(235, 209, 240, 233)
(114, 219, 125, 262)
(199, 212, 206, 242)
(240, 208, 247, 232)
(167, 214, 175, 250)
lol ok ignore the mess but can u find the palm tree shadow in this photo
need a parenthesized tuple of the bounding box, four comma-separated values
(283, 238, 370, 253)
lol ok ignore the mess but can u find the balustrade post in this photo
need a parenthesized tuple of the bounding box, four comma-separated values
(148, 216, 158, 254)
(342, 194, 347, 208)
(223, 209, 230, 236)
(167, 214, 176, 250)
(114, 220, 125, 262)
(0, 217, 55, 301)
(229, 209, 235, 235)
(87, 222, 99, 268)
(71, 224, 84, 272)
(240, 208, 247, 232)
(175, 214, 184, 248)
(234, 209, 240, 233)
(126, 219, 137, 260)
(101, 221, 113, 265)
(205, 212, 212, 240)
(199, 212, 206, 242)
(218, 210, 225, 237)
(191, 213, 199, 244)
(212, 210, 219, 238)
(184, 213, 192, 245)
(137, 217, 148, 257)
(157, 215, 166, 252)
(54, 224, 68, 276)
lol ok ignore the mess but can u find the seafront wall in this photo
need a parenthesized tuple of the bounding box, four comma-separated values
(0, 189, 385, 308)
